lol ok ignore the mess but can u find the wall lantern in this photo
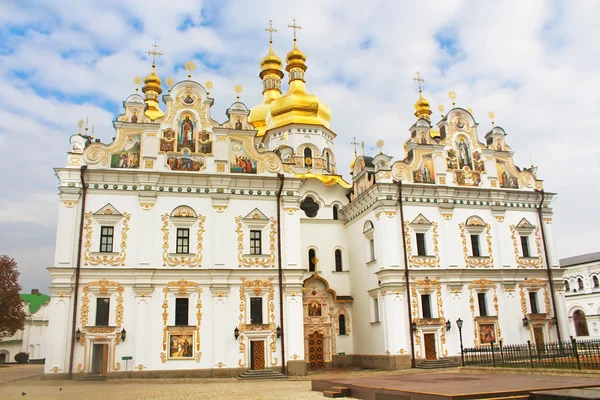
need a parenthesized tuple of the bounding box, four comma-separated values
(522, 316, 529, 327)
(276, 326, 281, 338)
(234, 327, 240, 340)
(456, 318, 463, 330)
(120, 328, 127, 342)
(75, 329, 81, 342)
(445, 320, 452, 331)
(411, 322, 417, 332)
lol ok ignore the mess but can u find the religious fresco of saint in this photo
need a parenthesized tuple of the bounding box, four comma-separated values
(308, 301, 322, 317)
(167, 154, 204, 172)
(110, 135, 141, 169)
(478, 323, 497, 345)
(473, 151, 485, 172)
(496, 162, 519, 188)
(413, 155, 435, 184)
(457, 137, 473, 170)
(178, 114, 196, 153)
(455, 169, 481, 187)
(160, 129, 176, 152)
(230, 141, 256, 174)
(446, 148, 459, 170)
(168, 334, 194, 359)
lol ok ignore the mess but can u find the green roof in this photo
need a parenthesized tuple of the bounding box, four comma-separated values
(20, 293, 51, 314)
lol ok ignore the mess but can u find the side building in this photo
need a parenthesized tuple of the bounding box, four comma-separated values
(561, 252, 600, 338)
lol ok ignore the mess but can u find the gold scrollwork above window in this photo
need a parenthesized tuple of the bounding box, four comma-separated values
(403, 221, 440, 267)
(235, 215, 277, 267)
(518, 278, 550, 317)
(161, 213, 206, 267)
(459, 221, 493, 268)
(510, 224, 543, 268)
(410, 277, 448, 357)
(84, 211, 131, 266)
(468, 278, 501, 346)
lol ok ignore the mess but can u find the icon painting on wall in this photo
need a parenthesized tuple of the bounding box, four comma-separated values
(110, 135, 140, 169)
(230, 141, 256, 174)
(457, 138, 472, 170)
(167, 154, 204, 172)
(496, 162, 519, 188)
(478, 323, 497, 345)
(308, 301, 322, 317)
(168, 333, 194, 359)
(413, 155, 435, 184)
(160, 129, 176, 152)
(178, 114, 196, 152)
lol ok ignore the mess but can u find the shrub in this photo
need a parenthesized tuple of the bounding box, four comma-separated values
(14, 352, 29, 364)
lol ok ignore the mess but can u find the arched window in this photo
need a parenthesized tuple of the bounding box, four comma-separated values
(565, 280, 570, 291)
(304, 148, 313, 168)
(363, 221, 375, 262)
(593, 276, 599, 289)
(339, 314, 347, 335)
(308, 248, 317, 272)
(578, 278, 584, 290)
(335, 249, 343, 272)
(333, 205, 339, 220)
(326, 153, 331, 172)
(574, 310, 590, 337)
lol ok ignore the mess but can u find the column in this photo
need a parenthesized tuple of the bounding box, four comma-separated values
(285, 290, 306, 375)
(44, 289, 72, 374)
(133, 287, 153, 371)
(382, 289, 410, 356)
(210, 287, 230, 373)
(55, 188, 82, 266)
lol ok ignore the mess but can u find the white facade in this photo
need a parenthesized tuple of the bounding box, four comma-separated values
(0, 290, 50, 363)
(45, 41, 566, 377)
(561, 252, 600, 338)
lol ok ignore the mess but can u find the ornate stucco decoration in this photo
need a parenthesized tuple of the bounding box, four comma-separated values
(235, 214, 277, 267)
(459, 216, 493, 268)
(303, 277, 339, 364)
(229, 135, 282, 174)
(83, 209, 131, 266)
(410, 277, 448, 358)
(77, 280, 125, 373)
(510, 221, 543, 268)
(237, 278, 277, 367)
(518, 278, 551, 320)
(404, 216, 440, 268)
(468, 278, 501, 346)
(84, 129, 144, 166)
(160, 280, 203, 363)
(161, 207, 206, 267)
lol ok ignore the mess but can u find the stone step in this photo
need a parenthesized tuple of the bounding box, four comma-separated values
(237, 369, 287, 380)
(323, 386, 351, 398)
(77, 375, 108, 382)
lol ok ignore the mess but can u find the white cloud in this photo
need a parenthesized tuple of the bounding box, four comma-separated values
(1, 0, 599, 291)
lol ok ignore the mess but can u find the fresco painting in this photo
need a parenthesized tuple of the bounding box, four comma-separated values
(230, 141, 256, 174)
(110, 135, 141, 169)
(413, 155, 435, 184)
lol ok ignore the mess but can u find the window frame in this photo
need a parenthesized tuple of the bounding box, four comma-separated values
(477, 292, 488, 317)
(99, 226, 114, 253)
(421, 294, 432, 319)
(470, 234, 481, 257)
(176, 228, 190, 254)
(308, 248, 317, 272)
(332, 205, 339, 220)
(250, 229, 262, 255)
(338, 314, 347, 335)
(250, 297, 264, 325)
(372, 298, 380, 323)
(95, 298, 110, 326)
(175, 298, 190, 326)
(529, 291, 540, 314)
(520, 235, 530, 258)
(334, 249, 343, 272)
(416, 233, 427, 256)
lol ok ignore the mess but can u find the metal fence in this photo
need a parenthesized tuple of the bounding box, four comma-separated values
(463, 337, 600, 370)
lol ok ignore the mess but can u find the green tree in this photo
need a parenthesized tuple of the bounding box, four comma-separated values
(0, 255, 25, 337)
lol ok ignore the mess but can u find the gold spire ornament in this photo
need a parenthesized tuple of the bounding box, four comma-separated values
(142, 42, 165, 120)
(146, 42, 163, 67)
(288, 18, 302, 40)
(234, 84, 243, 100)
(134, 76, 143, 93)
(205, 81, 213, 95)
(265, 20, 277, 42)
(361, 141, 365, 156)
(185, 61, 196, 79)
(438, 104, 445, 118)
(349, 136, 359, 171)
(165, 77, 174, 93)
(448, 91, 457, 107)
(488, 111, 495, 126)
(413, 72, 432, 121)
(77, 119, 85, 135)
(376, 139, 385, 154)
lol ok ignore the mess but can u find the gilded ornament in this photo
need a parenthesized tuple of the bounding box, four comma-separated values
(236, 216, 277, 267)
(213, 206, 227, 213)
(441, 213, 453, 220)
(62, 200, 78, 208)
(404, 221, 440, 268)
(144, 159, 154, 169)
(84, 212, 131, 266)
(459, 222, 494, 268)
(510, 225, 543, 268)
(161, 214, 206, 266)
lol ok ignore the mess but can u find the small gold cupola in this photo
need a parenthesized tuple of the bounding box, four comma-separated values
(249, 21, 285, 137)
(267, 19, 331, 131)
(142, 43, 165, 121)
(413, 71, 432, 121)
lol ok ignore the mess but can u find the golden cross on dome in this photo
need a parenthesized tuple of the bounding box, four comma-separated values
(413, 71, 425, 92)
(288, 18, 302, 41)
(146, 42, 163, 66)
(351, 137, 359, 157)
(265, 20, 277, 43)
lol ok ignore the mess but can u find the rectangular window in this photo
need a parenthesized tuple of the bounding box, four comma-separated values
(250, 230, 262, 255)
(250, 297, 263, 324)
(416, 233, 427, 256)
(95, 298, 110, 326)
(478, 292, 488, 316)
(421, 294, 432, 319)
(369, 239, 375, 261)
(529, 291, 539, 314)
(471, 234, 481, 257)
(99, 226, 114, 253)
(175, 298, 189, 326)
(373, 298, 380, 322)
(521, 236, 530, 257)
(176, 228, 190, 254)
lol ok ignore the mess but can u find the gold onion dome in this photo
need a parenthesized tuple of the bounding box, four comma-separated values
(142, 66, 162, 95)
(259, 44, 284, 77)
(414, 91, 432, 121)
(267, 40, 331, 131)
(142, 64, 165, 121)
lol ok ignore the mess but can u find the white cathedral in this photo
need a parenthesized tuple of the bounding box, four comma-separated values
(44, 28, 568, 378)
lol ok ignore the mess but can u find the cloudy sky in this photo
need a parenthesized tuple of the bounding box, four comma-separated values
(0, 0, 598, 292)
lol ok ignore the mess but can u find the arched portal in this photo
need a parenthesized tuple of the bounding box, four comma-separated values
(574, 310, 589, 337)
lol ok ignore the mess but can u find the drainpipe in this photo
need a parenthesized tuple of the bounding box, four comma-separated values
(68, 165, 88, 379)
(276, 174, 286, 374)
(536, 189, 562, 343)
(396, 180, 416, 368)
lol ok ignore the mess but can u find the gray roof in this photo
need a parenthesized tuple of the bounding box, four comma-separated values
(560, 251, 600, 268)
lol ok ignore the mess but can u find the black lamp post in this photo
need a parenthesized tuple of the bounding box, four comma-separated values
(456, 318, 464, 366)
(276, 326, 281, 338)
(234, 327, 239, 340)
(75, 328, 81, 342)
(120, 328, 127, 342)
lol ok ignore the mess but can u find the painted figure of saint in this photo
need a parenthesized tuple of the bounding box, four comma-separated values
(179, 115, 194, 151)
(308, 301, 322, 317)
(458, 138, 472, 169)
(183, 94, 194, 104)
(423, 165, 432, 183)
(235, 119, 243, 130)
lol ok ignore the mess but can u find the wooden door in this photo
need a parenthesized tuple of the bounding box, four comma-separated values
(533, 327, 545, 348)
(424, 333, 437, 360)
(308, 332, 324, 368)
(92, 344, 109, 375)
(250, 340, 265, 370)
(102, 344, 108, 375)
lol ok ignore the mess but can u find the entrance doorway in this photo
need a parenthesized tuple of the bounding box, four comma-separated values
(250, 340, 265, 370)
(424, 333, 437, 360)
(533, 327, 545, 347)
(0, 353, 6, 363)
(308, 331, 324, 368)
(91, 343, 108, 375)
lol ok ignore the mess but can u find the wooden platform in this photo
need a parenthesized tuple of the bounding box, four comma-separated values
(311, 372, 600, 400)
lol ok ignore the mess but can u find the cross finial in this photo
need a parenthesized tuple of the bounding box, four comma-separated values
(413, 71, 425, 93)
(351, 137, 359, 157)
(265, 20, 277, 43)
(146, 42, 163, 67)
(288, 18, 302, 41)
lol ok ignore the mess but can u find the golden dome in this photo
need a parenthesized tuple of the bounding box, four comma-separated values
(414, 92, 432, 121)
(350, 156, 357, 172)
(260, 43, 284, 78)
(142, 66, 162, 95)
(141, 65, 164, 121)
(266, 40, 331, 131)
